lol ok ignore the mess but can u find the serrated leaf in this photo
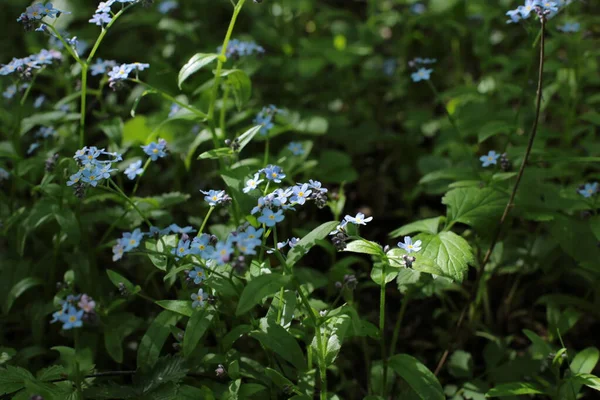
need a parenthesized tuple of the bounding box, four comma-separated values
(178, 53, 219, 89)
(388, 354, 444, 400)
(443, 187, 506, 232)
(236, 274, 292, 316)
(287, 221, 339, 267)
(389, 217, 444, 238)
(0, 365, 34, 395)
(413, 232, 474, 282)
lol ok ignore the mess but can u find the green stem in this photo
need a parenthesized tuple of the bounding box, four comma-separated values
(273, 228, 286, 325)
(220, 84, 230, 136)
(263, 137, 270, 167)
(80, 65, 88, 148)
(198, 207, 215, 236)
(389, 291, 411, 357)
(46, 24, 83, 66)
(86, 6, 134, 64)
(207, 0, 247, 122)
(131, 80, 207, 119)
(19, 75, 37, 106)
(380, 278, 387, 396)
(105, 180, 152, 228)
(132, 158, 152, 196)
(73, 329, 83, 398)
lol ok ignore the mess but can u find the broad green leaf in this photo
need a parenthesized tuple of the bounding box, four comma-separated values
(184, 129, 212, 169)
(155, 300, 194, 317)
(178, 53, 218, 89)
(0, 365, 34, 395)
(389, 217, 444, 238)
(3, 277, 43, 314)
(523, 329, 553, 359)
(183, 309, 214, 357)
(198, 147, 234, 160)
(236, 274, 292, 316)
(122, 115, 152, 146)
(344, 239, 384, 256)
(477, 120, 512, 143)
(145, 235, 177, 271)
(236, 125, 262, 152)
(590, 216, 600, 241)
(223, 69, 252, 111)
(370, 262, 398, 285)
(137, 311, 180, 368)
(570, 374, 600, 392)
(250, 323, 306, 370)
(222, 325, 252, 350)
(388, 354, 444, 400)
(325, 334, 342, 366)
(20, 111, 79, 136)
(442, 187, 506, 232)
(287, 221, 339, 267)
(571, 347, 600, 375)
(487, 382, 546, 397)
(413, 232, 474, 282)
(264, 367, 297, 390)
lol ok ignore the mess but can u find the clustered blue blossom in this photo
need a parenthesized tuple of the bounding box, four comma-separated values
(17, 3, 70, 30)
(50, 294, 96, 330)
(36, 126, 56, 139)
(67, 146, 122, 188)
(90, 0, 140, 27)
(410, 3, 426, 15)
(90, 59, 117, 76)
(0, 49, 62, 76)
(107, 62, 150, 82)
(505, 0, 569, 24)
(142, 139, 168, 161)
(112, 228, 145, 261)
(253, 105, 282, 136)
(288, 142, 305, 156)
(219, 39, 265, 59)
(27, 143, 40, 155)
(479, 150, 500, 167)
(578, 182, 598, 198)
(3, 85, 19, 100)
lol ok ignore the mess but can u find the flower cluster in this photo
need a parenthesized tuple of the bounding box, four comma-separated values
(330, 212, 374, 250)
(90, 0, 140, 27)
(409, 58, 436, 82)
(142, 139, 168, 161)
(112, 228, 144, 261)
(578, 182, 598, 198)
(253, 105, 282, 136)
(67, 146, 122, 189)
(50, 294, 96, 330)
(506, 0, 566, 24)
(219, 39, 265, 59)
(108, 62, 150, 83)
(0, 49, 62, 77)
(17, 3, 70, 30)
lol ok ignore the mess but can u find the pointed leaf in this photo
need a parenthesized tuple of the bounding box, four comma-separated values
(287, 221, 339, 267)
(236, 274, 292, 316)
(178, 53, 219, 89)
(183, 309, 214, 357)
(388, 354, 444, 400)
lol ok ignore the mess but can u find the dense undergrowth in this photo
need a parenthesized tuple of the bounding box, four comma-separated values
(1, 0, 600, 399)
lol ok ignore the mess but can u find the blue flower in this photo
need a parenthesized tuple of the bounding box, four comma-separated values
(540, 1, 559, 13)
(66, 171, 82, 186)
(50, 303, 67, 323)
(150, 226, 173, 236)
(60, 306, 84, 330)
(479, 150, 500, 167)
(142, 139, 168, 161)
(81, 167, 103, 187)
(506, 9, 522, 23)
(344, 212, 373, 225)
(253, 105, 281, 136)
(168, 103, 181, 117)
(291, 183, 312, 205)
(191, 288, 206, 308)
(190, 234, 212, 257)
(188, 266, 207, 284)
(172, 238, 191, 259)
(558, 22, 580, 32)
(288, 142, 305, 156)
(578, 182, 598, 198)
(411, 68, 433, 82)
(90, 58, 117, 76)
(258, 208, 284, 227)
(289, 237, 300, 247)
(27, 143, 40, 155)
(383, 59, 397, 77)
(0, 167, 9, 181)
(398, 236, 422, 254)
(112, 242, 125, 261)
(122, 228, 144, 251)
(3, 85, 17, 99)
(125, 160, 144, 180)
(108, 65, 131, 81)
(411, 3, 426, 14)
(89, 12, 112, 26)
(263, 165, 286, 183)
(201, 190, 230, 207)
(33, 95, 45, 108)
(36, 126, 56, 138)
(244, 173, 264, 193)
(308, 179, 328, 193)
(218, 39, 265, 59)
(214, 240, 234, 265)
(158, 0, 178, 14)
(329, 220, 348, 235)
(237, 237, 261, 255)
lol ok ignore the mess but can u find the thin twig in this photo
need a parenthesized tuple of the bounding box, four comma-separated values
(434, 17, 547, 376)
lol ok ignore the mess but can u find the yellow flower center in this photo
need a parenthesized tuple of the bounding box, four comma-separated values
(130, 239, 136, 245)
(271, 173, 277, 177)
(179, 247, 184, 253)
(198, 245, 205, 250)
(298, 192, 304, 197)
(152, 148, 158, 153)
(269, 215, 275, 220)
(69, 316, 76, 323)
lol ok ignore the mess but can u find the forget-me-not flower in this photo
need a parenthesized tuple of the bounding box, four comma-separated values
(263, 165, 286, 183)
(288, 142, 305, 156)
(345, 212, 373, 225)
(411, 68, 433, 82)
(124, 160, 144, 180)
(398, 236, 422, 254)
(142, 139, 168, 161)
(201, 189, 228, 207)
(291, 183, 312, 205)
(480, 150, 500, 167)
(191, 288, 206, 309)
(578, 182, 598, 198)
(258, 208, 285, 227)
(244, 173, 264, 193)
(189, 266, 207, 285)
(60, 306, 84, 330)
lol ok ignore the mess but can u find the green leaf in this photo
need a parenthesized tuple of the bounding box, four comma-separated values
(3, 277, 43, 314)
(477, 120, 512, 143)
(571, 347, 600, 375)
(236, 274, 292, 316)
(0, 365, 34, 395)
(448, 350, 473, 379)
(20, 111, 79, 136)
(236, 125, 262, 152)
(183, 309, 214, 357)
(222, 325, 252, 350)
(287, 221, 339, 267)
(145, 235, 177, 271)
(136, 355, 188, 394)
(413, 232, 474, 282)
(178, 53, 219, 89)
(137, 311, 180, 368)
(389, 217, 444, 238)
(442, 187, 506, 232)
(122, 115, 152, 146)
(486, 382, 546, 397)
(344, 239, 384, 256)
(223, 69, 252, 111)
(106, 270, 139, 295)
(264, 367, 297, 390)
(523, 329, 553, 359)
(250, 322, 306, 370)
(570, 374, 600, 392)
(388, 354, 444, 400)
(198, 147, 234, 160)
(104, 313, 142, 364)
(53, 208, 80, 245)
(155, 300, 194, 317)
